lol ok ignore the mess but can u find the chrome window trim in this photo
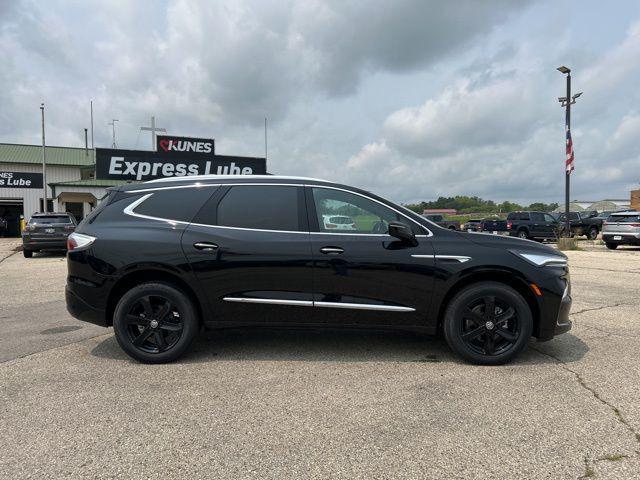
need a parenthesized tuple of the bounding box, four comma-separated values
(122, 182, 434, 237)
(223, 297, 415, 312)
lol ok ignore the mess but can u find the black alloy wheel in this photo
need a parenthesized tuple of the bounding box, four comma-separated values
(458, 296, 520, 357)
(113, 282, 199, 363)
(443, 282, 533, 365)
(124, 295, 183, 353)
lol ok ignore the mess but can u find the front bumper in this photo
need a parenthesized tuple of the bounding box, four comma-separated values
(65, 285, 108, 327)
(554, 290, 572, 336)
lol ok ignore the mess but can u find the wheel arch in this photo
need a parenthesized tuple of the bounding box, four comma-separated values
(436, 270, 541, 337)
(106, 269, 204, 327)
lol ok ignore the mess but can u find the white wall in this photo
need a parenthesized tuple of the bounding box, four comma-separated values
(0, 163, 82, 221)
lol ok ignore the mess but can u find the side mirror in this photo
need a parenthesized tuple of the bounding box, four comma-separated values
(388, 221, 416, 244)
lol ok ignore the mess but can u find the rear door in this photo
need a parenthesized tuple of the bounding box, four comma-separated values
(181, 184, 315, 325)
(306, 186, 436, 327)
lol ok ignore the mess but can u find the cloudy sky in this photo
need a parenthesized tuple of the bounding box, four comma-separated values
(1, 0, 639, 204)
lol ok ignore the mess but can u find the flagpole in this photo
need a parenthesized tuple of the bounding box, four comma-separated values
(564, 72, 571, 238)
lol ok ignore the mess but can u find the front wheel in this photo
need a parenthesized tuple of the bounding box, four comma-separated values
(113, 282, 199, 363)
(443, 282, 533, 365)
(587, 227, 599, 240)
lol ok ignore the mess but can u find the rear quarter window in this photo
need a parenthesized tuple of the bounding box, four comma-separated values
(609, 215, 640, 223)
(133, 186, 217, 222)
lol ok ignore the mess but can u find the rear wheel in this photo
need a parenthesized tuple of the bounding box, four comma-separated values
(605, 243, 618, 250)
(23, 249, 33, 258)
(443, 282, 533, 365)
(588, 227, 599, 240)
(517, 229, 529, 240)
(113, 282, 199, 363)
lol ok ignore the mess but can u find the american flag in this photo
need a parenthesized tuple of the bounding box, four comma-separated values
(566, 124, 575, 174)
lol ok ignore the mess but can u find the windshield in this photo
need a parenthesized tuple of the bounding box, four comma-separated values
(29, 216, 72, 224)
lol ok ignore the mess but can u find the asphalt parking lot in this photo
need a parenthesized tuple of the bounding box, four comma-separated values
(1, 238, 640, 479)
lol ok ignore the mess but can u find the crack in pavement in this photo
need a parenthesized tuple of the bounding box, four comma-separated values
(531, 346, 640, 478)
(0, 249, 18, 265)
(570, 303, 632, 316)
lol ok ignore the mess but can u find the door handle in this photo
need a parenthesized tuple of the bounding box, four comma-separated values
(320, 246, 344, 255)
(194, 242, 219, 251)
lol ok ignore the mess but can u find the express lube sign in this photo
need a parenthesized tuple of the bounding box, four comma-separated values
(0, 171, 43, 189)
(96, 136, 266, 181)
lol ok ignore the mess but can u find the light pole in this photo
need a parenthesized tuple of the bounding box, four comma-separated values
(108, 119, 119, 148)
(557, 66, 582, 238)
(40, 103, 47, 213)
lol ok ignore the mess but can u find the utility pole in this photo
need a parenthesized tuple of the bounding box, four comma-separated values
(557, 66, 582, 238)
(108, 119, 119, 148)
(90, 100, 94, 149)
(40, 103, 47, 213)
(140, 116, 166, 151)
(264, 117, 268, 161)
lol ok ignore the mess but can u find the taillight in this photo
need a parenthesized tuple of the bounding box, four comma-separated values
(67, 232, 96, 252)
(507, 221, 512, 230)
(350, 223, 356, 228)
(630, 223, 640, 227)
(602, 221, 608, 227)
(64, 225, 75, 231)
(326, 223, 337, 229)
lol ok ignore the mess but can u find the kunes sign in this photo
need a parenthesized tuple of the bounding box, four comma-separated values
(156, 135, 214, 156)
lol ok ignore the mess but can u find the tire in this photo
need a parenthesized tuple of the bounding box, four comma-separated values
(605, 243, 618, 250)
(448, 226, 456, 230)
(113, 282, 199, 363)
(587, 227, 598, 240)
(443, 282, 533, 365)
(517, 229, 529, 240)
(23, 249, 33, 258)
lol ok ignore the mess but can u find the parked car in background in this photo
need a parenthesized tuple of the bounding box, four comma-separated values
(556, 211, 604, 240)
(506, 211, 559, 241)
(422, 214, 460, 230)
(322, 214, 356, 230)
(602, 211, 640, 249)
(65, 175, 572, 365)
(22, 212, 77, 258)
(464, 219, 483, 232)
(481, 217, 508, 234)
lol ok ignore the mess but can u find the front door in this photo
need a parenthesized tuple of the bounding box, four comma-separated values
(181, 184, 315, 325)
(306, 186, 436, 327)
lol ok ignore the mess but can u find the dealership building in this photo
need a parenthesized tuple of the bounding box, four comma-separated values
(0, 136, 266, 237)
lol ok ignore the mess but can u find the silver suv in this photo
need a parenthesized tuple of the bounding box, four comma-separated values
(602, 211, 640, 249)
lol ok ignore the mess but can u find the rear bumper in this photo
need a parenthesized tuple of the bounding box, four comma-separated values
(23, 237, 67, 250)
(602, 233, 640, 245)
(65, 285, 108, 327)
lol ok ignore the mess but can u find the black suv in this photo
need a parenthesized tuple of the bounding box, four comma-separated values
(506, 211, 559, 241)
(66, 176, 572, 365)
(22, 212, 77, 257)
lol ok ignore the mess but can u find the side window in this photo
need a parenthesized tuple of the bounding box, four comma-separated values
(544, 214, 556, 223)
(134, 186, 217, 222)
(530, 212, 545, 222)
(312, 187, 403, 234)
(569, 212, 580, 221)
(519, 212, 530, 221)
(216, 185, 301, 231)
(507, 212, 516, 220)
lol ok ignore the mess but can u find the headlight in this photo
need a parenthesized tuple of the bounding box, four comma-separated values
(509, 250, 567, 267)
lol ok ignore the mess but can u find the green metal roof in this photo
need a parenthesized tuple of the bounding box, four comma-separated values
(0, 143, 95, 167)
(49, 179, 136, 187)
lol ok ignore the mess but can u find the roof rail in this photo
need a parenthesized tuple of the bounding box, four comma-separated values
(146, 174, 330, 184)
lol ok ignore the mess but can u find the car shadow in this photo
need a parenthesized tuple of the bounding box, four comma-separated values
(29, 250, 67, 258)
(90, 328, 589, 365)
